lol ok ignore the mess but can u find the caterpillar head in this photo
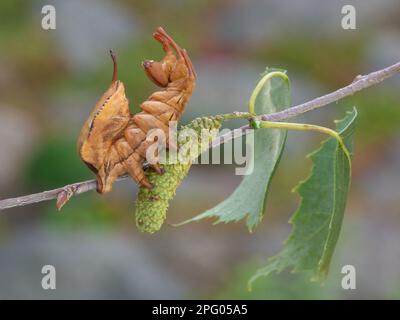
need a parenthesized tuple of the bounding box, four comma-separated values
(142, 27, 196, 87)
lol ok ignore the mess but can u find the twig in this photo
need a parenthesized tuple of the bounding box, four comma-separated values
(1, 61, 399, 211)
(213, 61, 400, 145)
(0, 175, 125, 211)
(262, 61, 400, 121)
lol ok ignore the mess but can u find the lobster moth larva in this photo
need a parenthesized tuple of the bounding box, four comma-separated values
(135, 117, 222, 233)
(77, 27, 196, 194)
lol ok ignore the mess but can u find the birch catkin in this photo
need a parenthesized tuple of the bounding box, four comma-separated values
(135, 117, 222, 233)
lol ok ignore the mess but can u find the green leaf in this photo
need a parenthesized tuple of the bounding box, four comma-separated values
(249, 108, 357, 288)
(178, 69, 290, 231)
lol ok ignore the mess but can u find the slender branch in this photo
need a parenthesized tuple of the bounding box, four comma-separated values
(1, 61, 399, 211)
(211, 61, 400, 149)
(0, 178, 99, 211)
(262, 61, 400, 121)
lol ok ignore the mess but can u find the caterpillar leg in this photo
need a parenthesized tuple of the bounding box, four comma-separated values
(181, 48, 197, 79)
(145, 143, 164, 175)
(124, 155, 153, 190)
(142, 27, 179, 87)
(114, 138, 153, 190)
(127, 155, 154, 190)
(153, 29, 172, 53)
(153, 27, 184, 59)
(154, 27, 196, 79)
(151, 163, 164, 175)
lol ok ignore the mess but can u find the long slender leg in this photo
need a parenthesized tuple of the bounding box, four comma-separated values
(114, 138, 154, 190)
(143, 28, 178, 87)
(124, 155, 153, 189)
(153, 30, 171, 53)
(154, 27, 184, 59)
(154, 28, 196, 81)
(181, 49, 196, 78)
(151, 163, 164, 174)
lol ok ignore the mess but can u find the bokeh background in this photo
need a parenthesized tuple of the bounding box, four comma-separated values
(0, 0, 399, 299)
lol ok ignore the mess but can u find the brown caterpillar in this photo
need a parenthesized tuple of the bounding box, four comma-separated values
(78, 27, 196, 193)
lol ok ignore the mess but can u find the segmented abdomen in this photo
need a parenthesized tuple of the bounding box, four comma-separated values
(118, 88, 189, 187)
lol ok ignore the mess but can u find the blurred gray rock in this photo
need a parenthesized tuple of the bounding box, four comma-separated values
(186, 58, 259, 121)
(364, 29, 400, 87)
(1, 218, 400, 298)
(0, 106, 38, 191)
(50, 0, 142, 71)
(214, 0, 400, 48)
(358, 137, 400, 215)
(0, 228, 189, 299)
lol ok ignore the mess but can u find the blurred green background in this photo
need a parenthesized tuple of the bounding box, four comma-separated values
(0, 0, 399, 299)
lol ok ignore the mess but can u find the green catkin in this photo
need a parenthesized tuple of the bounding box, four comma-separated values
(135, 117, 222, 233)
